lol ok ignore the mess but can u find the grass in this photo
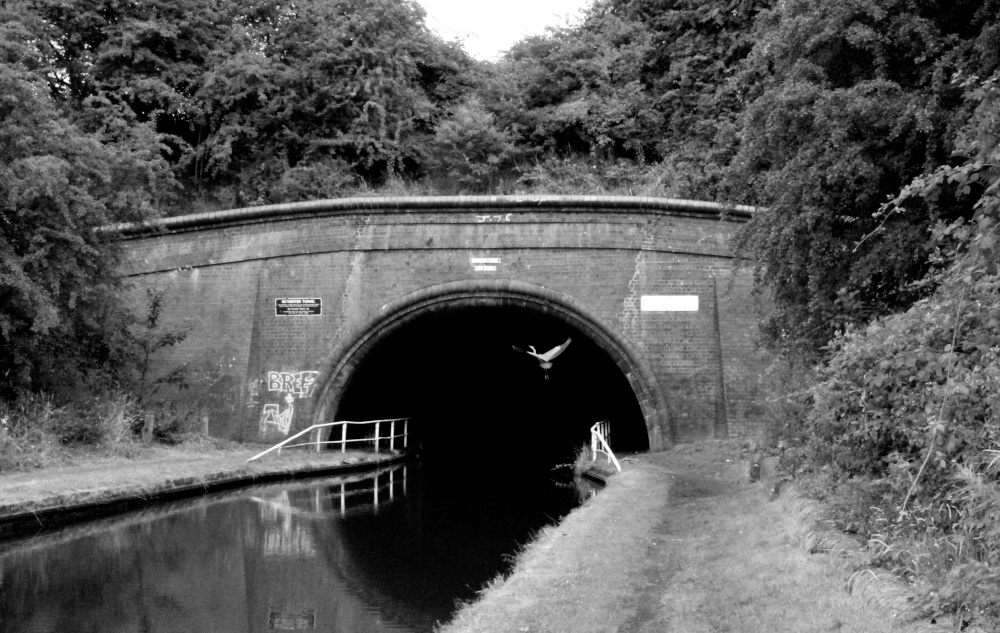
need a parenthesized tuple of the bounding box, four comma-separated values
(0, 392, 235, 474)
(439, 441, 911, 633)
(652, 476, 895, 632)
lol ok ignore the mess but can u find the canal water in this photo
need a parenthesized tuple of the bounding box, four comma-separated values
(0, 458, 595, 632)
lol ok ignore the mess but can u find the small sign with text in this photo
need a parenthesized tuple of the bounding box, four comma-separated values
(470, 257, 500, 272)
(275, 298, 322, 316)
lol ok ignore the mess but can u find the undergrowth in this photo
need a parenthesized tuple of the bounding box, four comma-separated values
(0, 393, 143, 472)
(0, 392, 217, 473)
(752, 83, 1000, 629)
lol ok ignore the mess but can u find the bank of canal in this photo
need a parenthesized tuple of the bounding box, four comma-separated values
(0, 441, 941, 632)
(0, 447, 402, 539)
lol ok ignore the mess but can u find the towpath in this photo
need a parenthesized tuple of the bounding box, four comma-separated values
(0, 446, 396, 539)
(442, 441, 934, 633)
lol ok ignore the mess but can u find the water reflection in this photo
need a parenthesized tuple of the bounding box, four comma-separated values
(0, 461, 594, 632)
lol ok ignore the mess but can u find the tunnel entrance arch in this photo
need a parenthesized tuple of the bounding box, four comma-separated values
(313, 280, 671, 451)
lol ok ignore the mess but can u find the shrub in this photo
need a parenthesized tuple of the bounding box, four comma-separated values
(0, 391, 147, 471)
(0, 396, 64, 471)
(795, 71, 1000, 626)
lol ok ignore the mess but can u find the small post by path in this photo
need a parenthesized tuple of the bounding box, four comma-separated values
(142, 413, 154, 444)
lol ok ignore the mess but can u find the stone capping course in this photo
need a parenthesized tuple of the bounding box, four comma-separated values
(100, 195, 757, 237)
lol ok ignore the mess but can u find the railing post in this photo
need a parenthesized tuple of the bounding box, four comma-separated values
(404, 419, 408, 449)
(390, 420, 396, 451)
(374, 422, 380, 454)
(341, 423, 347, 453)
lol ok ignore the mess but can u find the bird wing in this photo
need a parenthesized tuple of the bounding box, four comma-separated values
(514, 344, 545, 359)
(538, 337, 572, 361)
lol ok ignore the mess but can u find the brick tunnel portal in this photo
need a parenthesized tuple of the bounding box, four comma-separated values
(333, 304, 649, 468)
(115, 196, 762, 445)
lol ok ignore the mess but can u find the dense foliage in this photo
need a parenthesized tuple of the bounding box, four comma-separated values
(7, 0, 474, 209)
(477, 0, 768, 196)
(0, 13, 171, 399)
(788, 72, 1000, 625)
(728, 0, 1000, 354)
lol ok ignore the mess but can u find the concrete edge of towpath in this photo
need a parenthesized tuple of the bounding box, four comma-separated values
(0, 450, 408, 541)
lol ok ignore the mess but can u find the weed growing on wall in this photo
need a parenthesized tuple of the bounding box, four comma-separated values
(129, 287, 194, 405)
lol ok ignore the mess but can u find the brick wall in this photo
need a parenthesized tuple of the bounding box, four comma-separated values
(119, 197, 768, 447)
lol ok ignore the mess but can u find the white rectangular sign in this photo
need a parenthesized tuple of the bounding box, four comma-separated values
(470, 257, 501, 264)
(640, 295, 699, 312)
(473, 265, 497, 272)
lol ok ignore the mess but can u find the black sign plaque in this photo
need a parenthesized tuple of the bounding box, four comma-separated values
(275, 298, 322, 316)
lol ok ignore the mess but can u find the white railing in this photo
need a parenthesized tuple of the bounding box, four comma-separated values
(247, 417, 409, 462)
(590, 420, 621, 472)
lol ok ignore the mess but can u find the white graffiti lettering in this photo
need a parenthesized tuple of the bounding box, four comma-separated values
(266, 370, 319, 399)
(474, 213, 513, 223)
(260, 394, 295, 435)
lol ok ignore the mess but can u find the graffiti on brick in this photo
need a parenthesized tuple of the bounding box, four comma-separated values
(258, 370, 319, 436)
(260, 394, 295, 435)
(475, 213, 513, 223)
(266, 371, 319, 399)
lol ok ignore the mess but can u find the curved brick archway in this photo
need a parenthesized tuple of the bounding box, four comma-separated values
(312, 279, 672, 450)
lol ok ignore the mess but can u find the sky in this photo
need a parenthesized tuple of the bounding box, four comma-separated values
(417, 0, 593, 61)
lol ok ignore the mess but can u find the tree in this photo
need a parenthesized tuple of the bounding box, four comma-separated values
(427, 97, 519, 192)
(483, 0, 767, 193)
(0, 13, 171, 399)
(726, 0, 1000, 355)
(191, 0, 476, 203)
(10, 0, 476, 208)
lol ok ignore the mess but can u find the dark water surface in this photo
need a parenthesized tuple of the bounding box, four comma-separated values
(0, 458, 591, 632)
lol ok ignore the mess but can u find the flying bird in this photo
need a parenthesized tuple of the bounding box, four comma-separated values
(513, 337, 572, 380)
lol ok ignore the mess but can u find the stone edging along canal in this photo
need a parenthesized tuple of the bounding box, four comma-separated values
(0, 450, 405, 541)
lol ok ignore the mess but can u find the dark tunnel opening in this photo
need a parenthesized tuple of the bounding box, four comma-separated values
(324, 305, 651, 625)
(334, 304, 650, 471)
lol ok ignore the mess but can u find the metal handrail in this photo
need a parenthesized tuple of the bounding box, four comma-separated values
(590, 420, 621, 472)
(247, 417, 409, 462)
